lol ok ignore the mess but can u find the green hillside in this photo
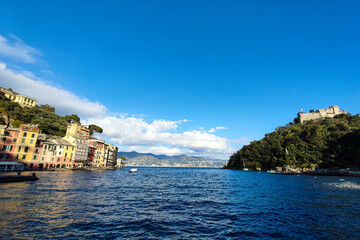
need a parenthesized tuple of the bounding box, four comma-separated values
(224, 114, 360, 171)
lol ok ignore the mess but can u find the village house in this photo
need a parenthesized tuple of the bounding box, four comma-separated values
(0, 87, 37, 108)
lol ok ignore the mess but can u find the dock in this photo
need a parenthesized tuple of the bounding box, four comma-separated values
(0, 173, 39, 183)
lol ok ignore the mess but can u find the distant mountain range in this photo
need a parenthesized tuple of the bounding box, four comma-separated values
(117, 151, 227, 168)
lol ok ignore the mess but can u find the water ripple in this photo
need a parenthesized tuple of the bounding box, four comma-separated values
(1, 167, 360, 239)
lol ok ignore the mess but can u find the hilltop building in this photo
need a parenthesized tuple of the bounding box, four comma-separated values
(0, 87, 37, 108)
(297, 105, 347, 124)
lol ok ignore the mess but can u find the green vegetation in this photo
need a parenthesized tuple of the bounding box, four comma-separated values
(225, 114, 360, 171)
(88, 124, 103, 136)
(0, 100, 69, 136)
(64, 114, 80, 123)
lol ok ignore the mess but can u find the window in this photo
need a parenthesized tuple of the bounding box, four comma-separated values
(22, 155, 26, 160)
(2, 145, 12, 151)
(35, 149, 39, 153)
(54, 146, 57, 150)
(44, 145, 47, 150)
(42, 157, 44, 161)
(18, 147, 21, 151)
(66, 146, 68, 150)
(57, 158, 60, 162)
(24, 147, 29, 152)
(23, 132, 27, 137)
(51, 157, 54, 161)
(65, 153, 67, 157)
(21, 139, 25, 143)
(49, 145, 52, 150)
(71, 153, 73, 158)
(13, 138, 17, 143)
(0, 154, 8, 159)
(31, 133, 35, 138)
(2, 137, 6, 142)
(16, 154, 19, 159)
(30, 139, 33, 144)
(33, 155, 37, 160)
(4, 131, 10, 136)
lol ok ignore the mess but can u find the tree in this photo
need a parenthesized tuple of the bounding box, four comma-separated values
(224, 114, 360, 171)
(39, 104, 55, 112)
(88, 124, 103, 136)
(64, 114, 80, 123)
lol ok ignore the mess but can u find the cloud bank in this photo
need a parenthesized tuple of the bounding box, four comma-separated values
(0, 63, 107, 117)
(84, 115, 235, 159)
(0, 33, 246, 159)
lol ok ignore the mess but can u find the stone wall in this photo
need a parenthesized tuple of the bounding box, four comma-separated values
(298, 105, 346, 123)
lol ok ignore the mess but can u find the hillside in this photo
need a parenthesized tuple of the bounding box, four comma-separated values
(118, 151, 227, 168)
(224, 113, 360, 171)
(0, 91, 102, 137)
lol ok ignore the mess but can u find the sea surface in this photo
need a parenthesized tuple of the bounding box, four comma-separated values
(0, 167, 360, 239)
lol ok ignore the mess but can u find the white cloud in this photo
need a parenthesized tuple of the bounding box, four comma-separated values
(84, 114, 235, 159)
(208, 126, 228, 133)
(0, 34, 40, 63)
(145, 146, 186, 156)
(0, 34, 243, 160)
(0, 63, 107, 117)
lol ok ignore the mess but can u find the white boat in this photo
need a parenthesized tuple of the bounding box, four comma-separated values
(129, 168, 138, 173)
(243, 168, 249, 171)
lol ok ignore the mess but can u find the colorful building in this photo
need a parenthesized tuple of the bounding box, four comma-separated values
(14, 124, 40, 168)
(63, 123, 90, 167)
(51, 138, 75, 168)
(106, 143, 118, 168)
(88, 145, 96, 165)
(88, 138, 105, 167)
(0, 87, 37, 108)
(0, 125, 20, 161)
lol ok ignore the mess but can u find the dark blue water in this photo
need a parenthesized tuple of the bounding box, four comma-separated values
(1, 167, 360, 239)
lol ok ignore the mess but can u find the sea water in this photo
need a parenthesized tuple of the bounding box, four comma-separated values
(1, 167, 360, 239)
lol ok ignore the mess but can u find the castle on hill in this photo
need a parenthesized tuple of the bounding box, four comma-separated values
(297, 105, 347, 124)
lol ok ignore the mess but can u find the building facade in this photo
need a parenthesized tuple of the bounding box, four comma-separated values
(14, 125, 40, 168)
(297, 105, 347, 124)
(0, 126, 20, 161)
(0, 87, 37, 108)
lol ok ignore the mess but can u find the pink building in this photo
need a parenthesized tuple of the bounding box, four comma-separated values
(0, 126, 20, 161)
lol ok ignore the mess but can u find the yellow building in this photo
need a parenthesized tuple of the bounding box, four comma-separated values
(14, 124, 40, 166)
(0, 87, 37, 108)
(66, 122, 90, 139)
(62, 140, 75, 162)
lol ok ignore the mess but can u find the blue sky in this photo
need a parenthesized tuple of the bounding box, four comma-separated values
(0, 1, 359, 159)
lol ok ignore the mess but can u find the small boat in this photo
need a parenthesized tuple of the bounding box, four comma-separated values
(0, 173, 39, 183)
(129, 168, 137, 173)
(243, 168, 249, 171)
